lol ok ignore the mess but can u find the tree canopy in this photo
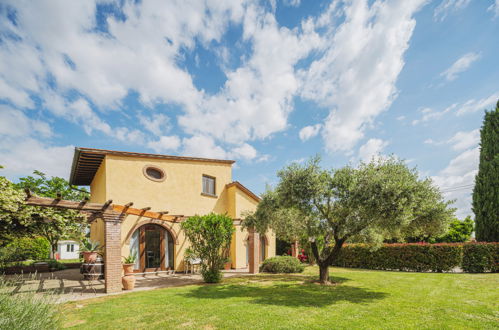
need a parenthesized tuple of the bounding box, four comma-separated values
(244, 156, 455, 283)
(472, 100, 499, 242)
(0, 170, 89, 257)
(433, 216, 474, 243)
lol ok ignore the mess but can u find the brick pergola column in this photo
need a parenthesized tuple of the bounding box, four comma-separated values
(248, 228, 260, 274)
(102, 213, 125, 293)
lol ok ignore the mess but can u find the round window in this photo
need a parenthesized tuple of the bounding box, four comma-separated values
(143, 165, 166, 182)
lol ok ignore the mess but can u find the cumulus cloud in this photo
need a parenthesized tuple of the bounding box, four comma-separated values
(299, 124, 321, 141)
(433, 0, 471, 21)
(0, 0, 429, 166)
(489, 0, 499, 18)
(147, 136, 181, 153)
(0, 106, 52, 138)
(432, 147, 478, 218)
(440, 52, 480, 81)
(447, 129, 480, 151)
(178, 4, 321, 145)
(182, 135, 230, 159)
(0, 138, 74, 179)
(358, 138, 389, 162)
(138, 113, 171, 137)
(0, 105, 72, 178)
(300, 0, 426, 153)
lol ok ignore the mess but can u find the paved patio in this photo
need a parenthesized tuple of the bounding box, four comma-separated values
(3, 268, 250, 302)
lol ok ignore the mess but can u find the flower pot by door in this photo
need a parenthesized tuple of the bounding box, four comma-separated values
(122, 275, 136, 290)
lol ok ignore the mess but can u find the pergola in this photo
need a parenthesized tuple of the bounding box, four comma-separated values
(24, 190, 262, 293)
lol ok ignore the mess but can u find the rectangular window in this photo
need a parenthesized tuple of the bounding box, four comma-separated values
(66, 244, 74, 252)
(202, 175, 216, 196)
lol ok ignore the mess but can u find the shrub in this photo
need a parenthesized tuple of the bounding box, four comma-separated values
(201, 269, 223, 283)
(0, 237, 50, 262)
(260, 256, 305, 273)
(332, 243, 463, 272)
(0, 275, 60, 329)
(462, 243, 499, 273)
(181, 213, 234, 283)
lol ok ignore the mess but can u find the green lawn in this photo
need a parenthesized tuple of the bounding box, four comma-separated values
(63, 267, 498, 329)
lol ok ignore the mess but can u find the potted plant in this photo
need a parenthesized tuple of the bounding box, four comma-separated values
(224, 257, 232, 270)
(122, 253, 137, 290)
(80, 239, 101, 263)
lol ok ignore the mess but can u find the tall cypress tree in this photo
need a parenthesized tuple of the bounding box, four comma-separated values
(472, 99, 499, 242)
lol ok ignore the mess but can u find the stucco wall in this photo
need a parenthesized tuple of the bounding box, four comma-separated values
(88, 154, 275, 271)
(89, 158, 106, 246)
(104, 154, 232, 215)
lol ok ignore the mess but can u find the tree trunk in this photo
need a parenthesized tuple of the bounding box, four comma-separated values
(318, 262, 329, 284)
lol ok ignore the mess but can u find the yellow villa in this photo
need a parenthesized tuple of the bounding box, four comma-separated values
(68, 147, 275, 283)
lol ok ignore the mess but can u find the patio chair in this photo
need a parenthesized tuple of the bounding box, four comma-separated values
(184, 258, 201, 274)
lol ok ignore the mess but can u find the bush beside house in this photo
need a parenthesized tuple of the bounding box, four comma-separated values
(332, 242, 498, 273)
(261, 256, 305, 273)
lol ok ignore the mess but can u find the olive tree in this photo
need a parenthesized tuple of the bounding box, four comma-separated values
(244, 157, 455, 284)
(181, 213, 234, 283)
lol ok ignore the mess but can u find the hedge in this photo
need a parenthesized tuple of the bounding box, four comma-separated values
(331, 242, 498, 273)
(261, 256, 305, 273)
(462, 243, 499, 273)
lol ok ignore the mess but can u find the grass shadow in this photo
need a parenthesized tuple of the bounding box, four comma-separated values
(182, 274, 387, 308)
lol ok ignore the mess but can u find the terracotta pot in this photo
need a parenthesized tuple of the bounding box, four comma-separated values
(122, 275, 136, 290)
(224, 262, 231, 270)
(82, 251, 98, 263)
(123, 263, 134, 275)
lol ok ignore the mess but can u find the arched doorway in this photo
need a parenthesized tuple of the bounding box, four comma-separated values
(130, 224, 174, 272)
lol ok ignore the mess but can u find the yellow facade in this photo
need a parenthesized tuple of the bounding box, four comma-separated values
(88, 153, 275, 271)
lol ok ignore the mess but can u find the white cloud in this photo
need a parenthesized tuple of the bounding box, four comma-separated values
(358, 138, 389, 162)
(433, 0, 471, 21)
(456, 92, 499, 116)
(0, 105, 72, 179)
(147, 135, 181, 153)
(447, 129, 479, 151)
(412, 104, 456, 125)
(182, 135, 229, 159)
(432, 147, 478, 218)
(396, 115, 406, 121)
(138, 113, 171, 136)
(440, 52, 480, 81)
(0, 138, 74, 179)
(282, 0, 301, 7)
(299, 124, 321, 141)
(0, 105, 52, 138)
(489, 0, 499, 18)
(178, 4, 321, 146)
(231, 143, 258, 160)
(300, 0, 426, 153)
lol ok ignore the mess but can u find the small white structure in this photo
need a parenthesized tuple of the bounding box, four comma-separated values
(56, 240, 80, 260)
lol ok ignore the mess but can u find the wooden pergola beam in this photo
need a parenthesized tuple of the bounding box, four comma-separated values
(26, 196, 114, 212)
(25, 194, 177, 222)
(112, 205, 177, 222)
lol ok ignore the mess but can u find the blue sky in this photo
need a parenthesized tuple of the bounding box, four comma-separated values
(1, 0, 498, 218)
